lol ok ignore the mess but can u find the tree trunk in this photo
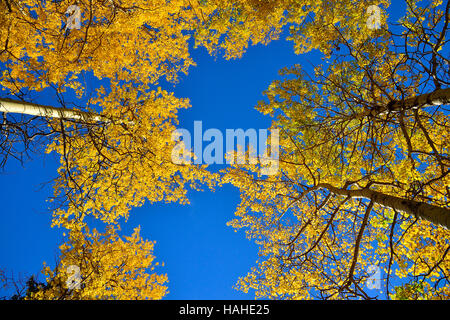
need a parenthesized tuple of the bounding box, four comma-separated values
(385, 87, 450, 112)
(318, 183, 450, 229)
(349, 87, 450, 119)
(0, 98, 107, 122)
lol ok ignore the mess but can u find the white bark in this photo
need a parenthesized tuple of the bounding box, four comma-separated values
(318, 183, 450, 229)
(348, 87, 450, 120)
(0, 98, 107, 122)
(380, 87, 450, 114)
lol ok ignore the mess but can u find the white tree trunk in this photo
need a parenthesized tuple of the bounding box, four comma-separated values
(388, 87, 450, 111)
(349, 87, 450, 119)
(0, 98, 107, 122)
(318, 183, 450, 229)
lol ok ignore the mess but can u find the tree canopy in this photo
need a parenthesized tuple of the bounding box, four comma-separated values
(224, 0, 450, 299)
(0, 0, 449, 300)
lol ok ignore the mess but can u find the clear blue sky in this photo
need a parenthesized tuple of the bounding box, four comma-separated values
(0, 2, 408, 299)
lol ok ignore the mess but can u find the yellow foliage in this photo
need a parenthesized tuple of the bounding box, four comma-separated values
(28, 225, 168, 300)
